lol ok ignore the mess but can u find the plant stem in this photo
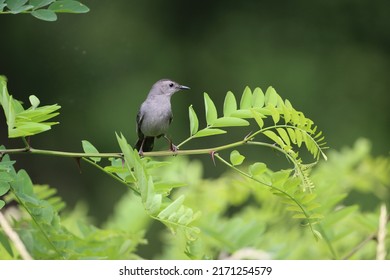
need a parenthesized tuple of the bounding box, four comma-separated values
(0, 212, 33, 260)
(0, 139, 249, 158)
(342, 233, 377, 260)
(1, 147, 122, 159)
(82, 158, 140, 196)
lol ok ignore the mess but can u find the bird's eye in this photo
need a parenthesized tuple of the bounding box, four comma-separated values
(169, 83, 174, 88)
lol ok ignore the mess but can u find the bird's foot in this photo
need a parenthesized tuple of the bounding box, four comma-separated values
(170, 143, 179, 155)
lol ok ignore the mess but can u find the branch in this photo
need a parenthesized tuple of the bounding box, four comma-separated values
(0, 147, 122, 159)
(343, 206, 389, 260)
(342, 233, 377, 260)
(0, 138, 252, 159)
(0, 212, 33, 260)
(377, 204, 388, 260)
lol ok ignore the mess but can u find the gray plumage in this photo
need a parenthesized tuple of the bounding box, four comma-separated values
(135, 79, 190, 154)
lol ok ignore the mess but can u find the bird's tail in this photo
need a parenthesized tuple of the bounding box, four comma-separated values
(134, 137, 155, 152)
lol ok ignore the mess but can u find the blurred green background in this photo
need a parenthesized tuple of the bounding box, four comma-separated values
(1, 0, 389, 223)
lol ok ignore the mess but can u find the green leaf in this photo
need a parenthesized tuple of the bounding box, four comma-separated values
(252, 87, 265, 108)
(211, 117, 249, 127)
(287, 127, 296, 144)
(230, 109, 253, 118)
(157, 195, 185, 220)
(0, 182, 10, 196)
(223, 91, 237, 117)
(188, 105, 199, 136)
(154, 181, 186, 195)
(262, 130, 285, 147)
(193, 128, 226, 138)
(251, 109, 264, 128)
(300, 193, 317, 204)
(49, 0, 89, 13)
(230, 150, 245, 166)
(9, 122, 53, 137)
(286, 205, 303, 213)
(281, 102, 291, 124)
(0, 230, 13, 256)
(145, 178, 161, 215)
(240, 86, 252, 109)
(6, 0, 28, 11)
(30, 0, 55, 9)
(29, 95, 40, 109)
(295, 129, 303, 147)
(0, 200, 5, 209)
(277, 128, 291, 146)
(81, 140, 101, 163)
(292, 213, 306, 219)
(308, 213, 324, 220)
(270, 106, 280, 124)
(31, 9, 57, 21)
(1, 78, 61, 138)
(265, 86, 278, 107)
(204, 92, 217, 125)
(312, 230, 323, 241)
(249, 162, 267, 176)
(322, 206, 359, 227)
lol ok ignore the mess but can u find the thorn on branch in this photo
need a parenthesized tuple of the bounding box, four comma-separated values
(210, 151, 217, 166)
(74, 157, 82, 173)
(244, 131, 254, 142)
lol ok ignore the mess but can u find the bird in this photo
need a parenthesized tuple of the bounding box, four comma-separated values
(134, 79, 190, 155)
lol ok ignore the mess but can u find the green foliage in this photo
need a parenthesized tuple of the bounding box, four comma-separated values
(230, 150, 245, 166)
(0, 151, 145, 259)
(0, 148, 14, 209)
(0, 76, 61, 138)
(155, 144, 390, 260)
(114, 133, 200, 240)
(1, 74, 388, 260)
(81, 140, 101, 163)
(0, 0, 89, 21)
(182, 86, 328, 236)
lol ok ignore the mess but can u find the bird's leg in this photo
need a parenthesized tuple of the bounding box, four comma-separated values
(138, 138, 145, 156)
(164, 135, 178, 153)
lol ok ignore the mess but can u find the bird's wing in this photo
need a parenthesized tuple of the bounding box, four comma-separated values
(168, 111, 173, 125)
(136, 110, 144, 138)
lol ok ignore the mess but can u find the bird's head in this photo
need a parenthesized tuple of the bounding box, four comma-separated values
(152, 79, 190, 97)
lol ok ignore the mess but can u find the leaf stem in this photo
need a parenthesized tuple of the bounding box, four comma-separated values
(82, 158, 140, 196)
(214, 153, 311, 220)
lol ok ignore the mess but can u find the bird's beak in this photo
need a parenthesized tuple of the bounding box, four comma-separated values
(179, 85, 191, 90)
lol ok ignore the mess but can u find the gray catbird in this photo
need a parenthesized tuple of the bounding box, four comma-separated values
(135, 79, 190, 154)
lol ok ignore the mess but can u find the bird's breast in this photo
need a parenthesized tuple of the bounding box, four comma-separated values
(140, 100, 172, 137)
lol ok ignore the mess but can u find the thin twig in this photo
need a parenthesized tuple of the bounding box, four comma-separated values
(0, 212, 33, 260)
(376, 204, 388, 260)
(343, 205, 389, 260)
(342, 233, 377, 260)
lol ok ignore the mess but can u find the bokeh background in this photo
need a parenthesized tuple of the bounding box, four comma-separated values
(1, 0, 389, 224)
